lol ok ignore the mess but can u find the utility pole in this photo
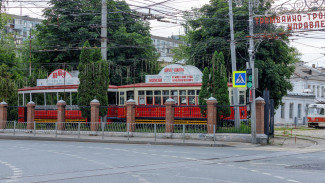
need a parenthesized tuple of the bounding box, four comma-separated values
(29, 29, 32, 76)
(101, 0, 107, 61)
(248, 0, 257, 143)
(228, 0, 240, 128)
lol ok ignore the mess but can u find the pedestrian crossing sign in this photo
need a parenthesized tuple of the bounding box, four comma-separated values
(233, 71, 246, 88)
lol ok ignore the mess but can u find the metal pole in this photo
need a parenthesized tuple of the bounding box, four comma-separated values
(183, 124, 185, 143)
(228, 0, 240, 128)
(78, 122, 81, 139)
(33, 121, 36, 136)
(55, 122, 58, 138)
(154, 123, 157, 142)
(127, 123, 130, 141)
(102, 121, 105, 140)
(213, 125, 216, 145)
(101, 0, 107, 61)
(14, 121, 16, 136)
(249, 0, 257, 143)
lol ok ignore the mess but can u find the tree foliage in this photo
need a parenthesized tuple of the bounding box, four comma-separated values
(78, 41, 109, 118)
(26, 0, 159, 86)
(198, 67, 210, 116)
(173, 0, 299, 108)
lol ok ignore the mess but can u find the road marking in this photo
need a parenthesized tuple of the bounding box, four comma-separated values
(287, 179, 301, 183)
(262, 173, 272, 176)
(297, 157, 308, 159)
(276, 164, 290, 166)
(227, 165, 234, 167)
(239, 167, 247, 170)
(0, 160, 23, 183)
(250, 170, 259, 172)
(274, 176, 285, 179)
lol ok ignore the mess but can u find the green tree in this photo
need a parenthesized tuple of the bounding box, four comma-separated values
(173, 0, 298, 108)
(25, 0, 159, 86)
(211, 51, 230, 117)
(198, 67, 210, 116)
(77, 41, 109, 119)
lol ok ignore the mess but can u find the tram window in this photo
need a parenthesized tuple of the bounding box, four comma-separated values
(154, 96, 161, 105)
(162, 90, 169, 96)
(138, 91, 145, 95)
(188, 90, 195, 95)
(154, 91, 161, 95)
(139, 97, 145, 105)
(189, 96, 195, 105)
(120, 92, 124, 95)
(120, 97, 125, 105)
(180, 96, 187, 105)
(163, 97, 169, 104)
(172, 97, 178, 104)
(147, 96, 153, 105)
(179, 90, 186, 96)
(171, 90, 178, 96)
(196, 90, 200, 95)
(321, 109, 325, 115)
(146, 91, 153, 95)
(239, 91, 245, 104)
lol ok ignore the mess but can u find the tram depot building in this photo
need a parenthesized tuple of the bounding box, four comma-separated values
(18, 64, 247, 107)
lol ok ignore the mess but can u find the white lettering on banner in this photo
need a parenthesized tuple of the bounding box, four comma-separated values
(37, 69, 80, 86)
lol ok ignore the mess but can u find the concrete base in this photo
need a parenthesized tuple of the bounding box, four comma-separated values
(256, 134, 268, 145)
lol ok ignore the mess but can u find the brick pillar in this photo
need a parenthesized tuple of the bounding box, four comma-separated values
(165, 98, 175, 133)
(90, 99, 100, 131)
(256, 97, 266, 134)
(56, 100, 66, 131)
(27, 101, 35, 130)
(207, 97, 217, 134)
(126, 99, 136, 132)
(0, 101, 8, 130)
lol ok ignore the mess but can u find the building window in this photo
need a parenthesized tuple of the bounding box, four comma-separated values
(289, 103, 293, 119)
(298, 104, 302, 118)
(239, 91, 245, 104)
(281, 103, 285, 119)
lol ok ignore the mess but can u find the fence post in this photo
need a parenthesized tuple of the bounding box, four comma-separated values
(183, 124, 185, 143)
(27, 101, 35, 131)
(207, 97, 217, 134)
(126, 99, 136, 133)
(213, 125, 216, 145)
(0, 101, 8, 130)
(165, 98, 175, 133)
(34, 121, 36, 136)
(55, 122, 58, 138)
(255, 97, 267, 144)
(303, 117, 306, 125)
(14, 121, 16, 135)
(57, 100, 66, 131)
(78, 121, 81, 139)
(154, 123, 157, 142)
(90, 99, 100, 133)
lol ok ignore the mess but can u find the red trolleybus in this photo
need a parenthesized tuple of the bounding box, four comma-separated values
(307, 104, 325, 128)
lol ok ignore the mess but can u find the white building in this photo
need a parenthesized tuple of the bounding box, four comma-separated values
(275, 62, 325, 125)
(151, 35, 184, 65)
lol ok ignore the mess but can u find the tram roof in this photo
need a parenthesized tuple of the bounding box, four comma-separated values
(117, 82, 233, 88)
(18, 84, 118, 92)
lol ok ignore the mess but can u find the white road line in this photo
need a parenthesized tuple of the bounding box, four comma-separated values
(250, 170, 259, 172)
(274, 176, 285, 179)
(239, 167, 247, 170)
(0, 160, 23, 183)
(262, 173, 272, 176)
(287, 179, 301, 183)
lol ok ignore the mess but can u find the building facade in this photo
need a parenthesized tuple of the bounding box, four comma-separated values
(275, 62, 325, 125)
(151, 35, 184, 65)
(5, 14, 42, 45)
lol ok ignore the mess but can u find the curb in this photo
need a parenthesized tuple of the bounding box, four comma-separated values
(0, 135, 233, 147)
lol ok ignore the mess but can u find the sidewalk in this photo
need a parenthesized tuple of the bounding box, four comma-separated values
(0, 131, 259, 148)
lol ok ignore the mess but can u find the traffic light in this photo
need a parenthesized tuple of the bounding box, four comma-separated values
(246, 68, 252, 89)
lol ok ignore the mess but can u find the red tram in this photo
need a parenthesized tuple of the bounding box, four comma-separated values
(17, 65, 248, 124)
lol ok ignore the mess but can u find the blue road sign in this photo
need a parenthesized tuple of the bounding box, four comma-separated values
(233, 71, 246, 88)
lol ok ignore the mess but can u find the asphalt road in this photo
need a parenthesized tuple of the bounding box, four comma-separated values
(0, 140, 324, 183)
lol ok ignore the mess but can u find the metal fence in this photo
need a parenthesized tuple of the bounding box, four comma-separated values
(0, 122, 227, 143)
(174, 105, 207, 124)
(135, 105, 166, 123)
(216, 105, 250, 134)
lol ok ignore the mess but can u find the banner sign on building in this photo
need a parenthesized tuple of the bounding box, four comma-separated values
(145, 64, 203, 84)
(37, 69, 80, 86)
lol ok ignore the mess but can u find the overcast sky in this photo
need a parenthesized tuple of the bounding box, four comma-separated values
(4, 0, 325, 67)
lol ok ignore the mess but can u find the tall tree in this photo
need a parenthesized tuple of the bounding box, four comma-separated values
(198, 67, 210, 116)
(25, 0, 159, 86)
(173, 0, 299, 108)
(77, 41, 109, 119)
